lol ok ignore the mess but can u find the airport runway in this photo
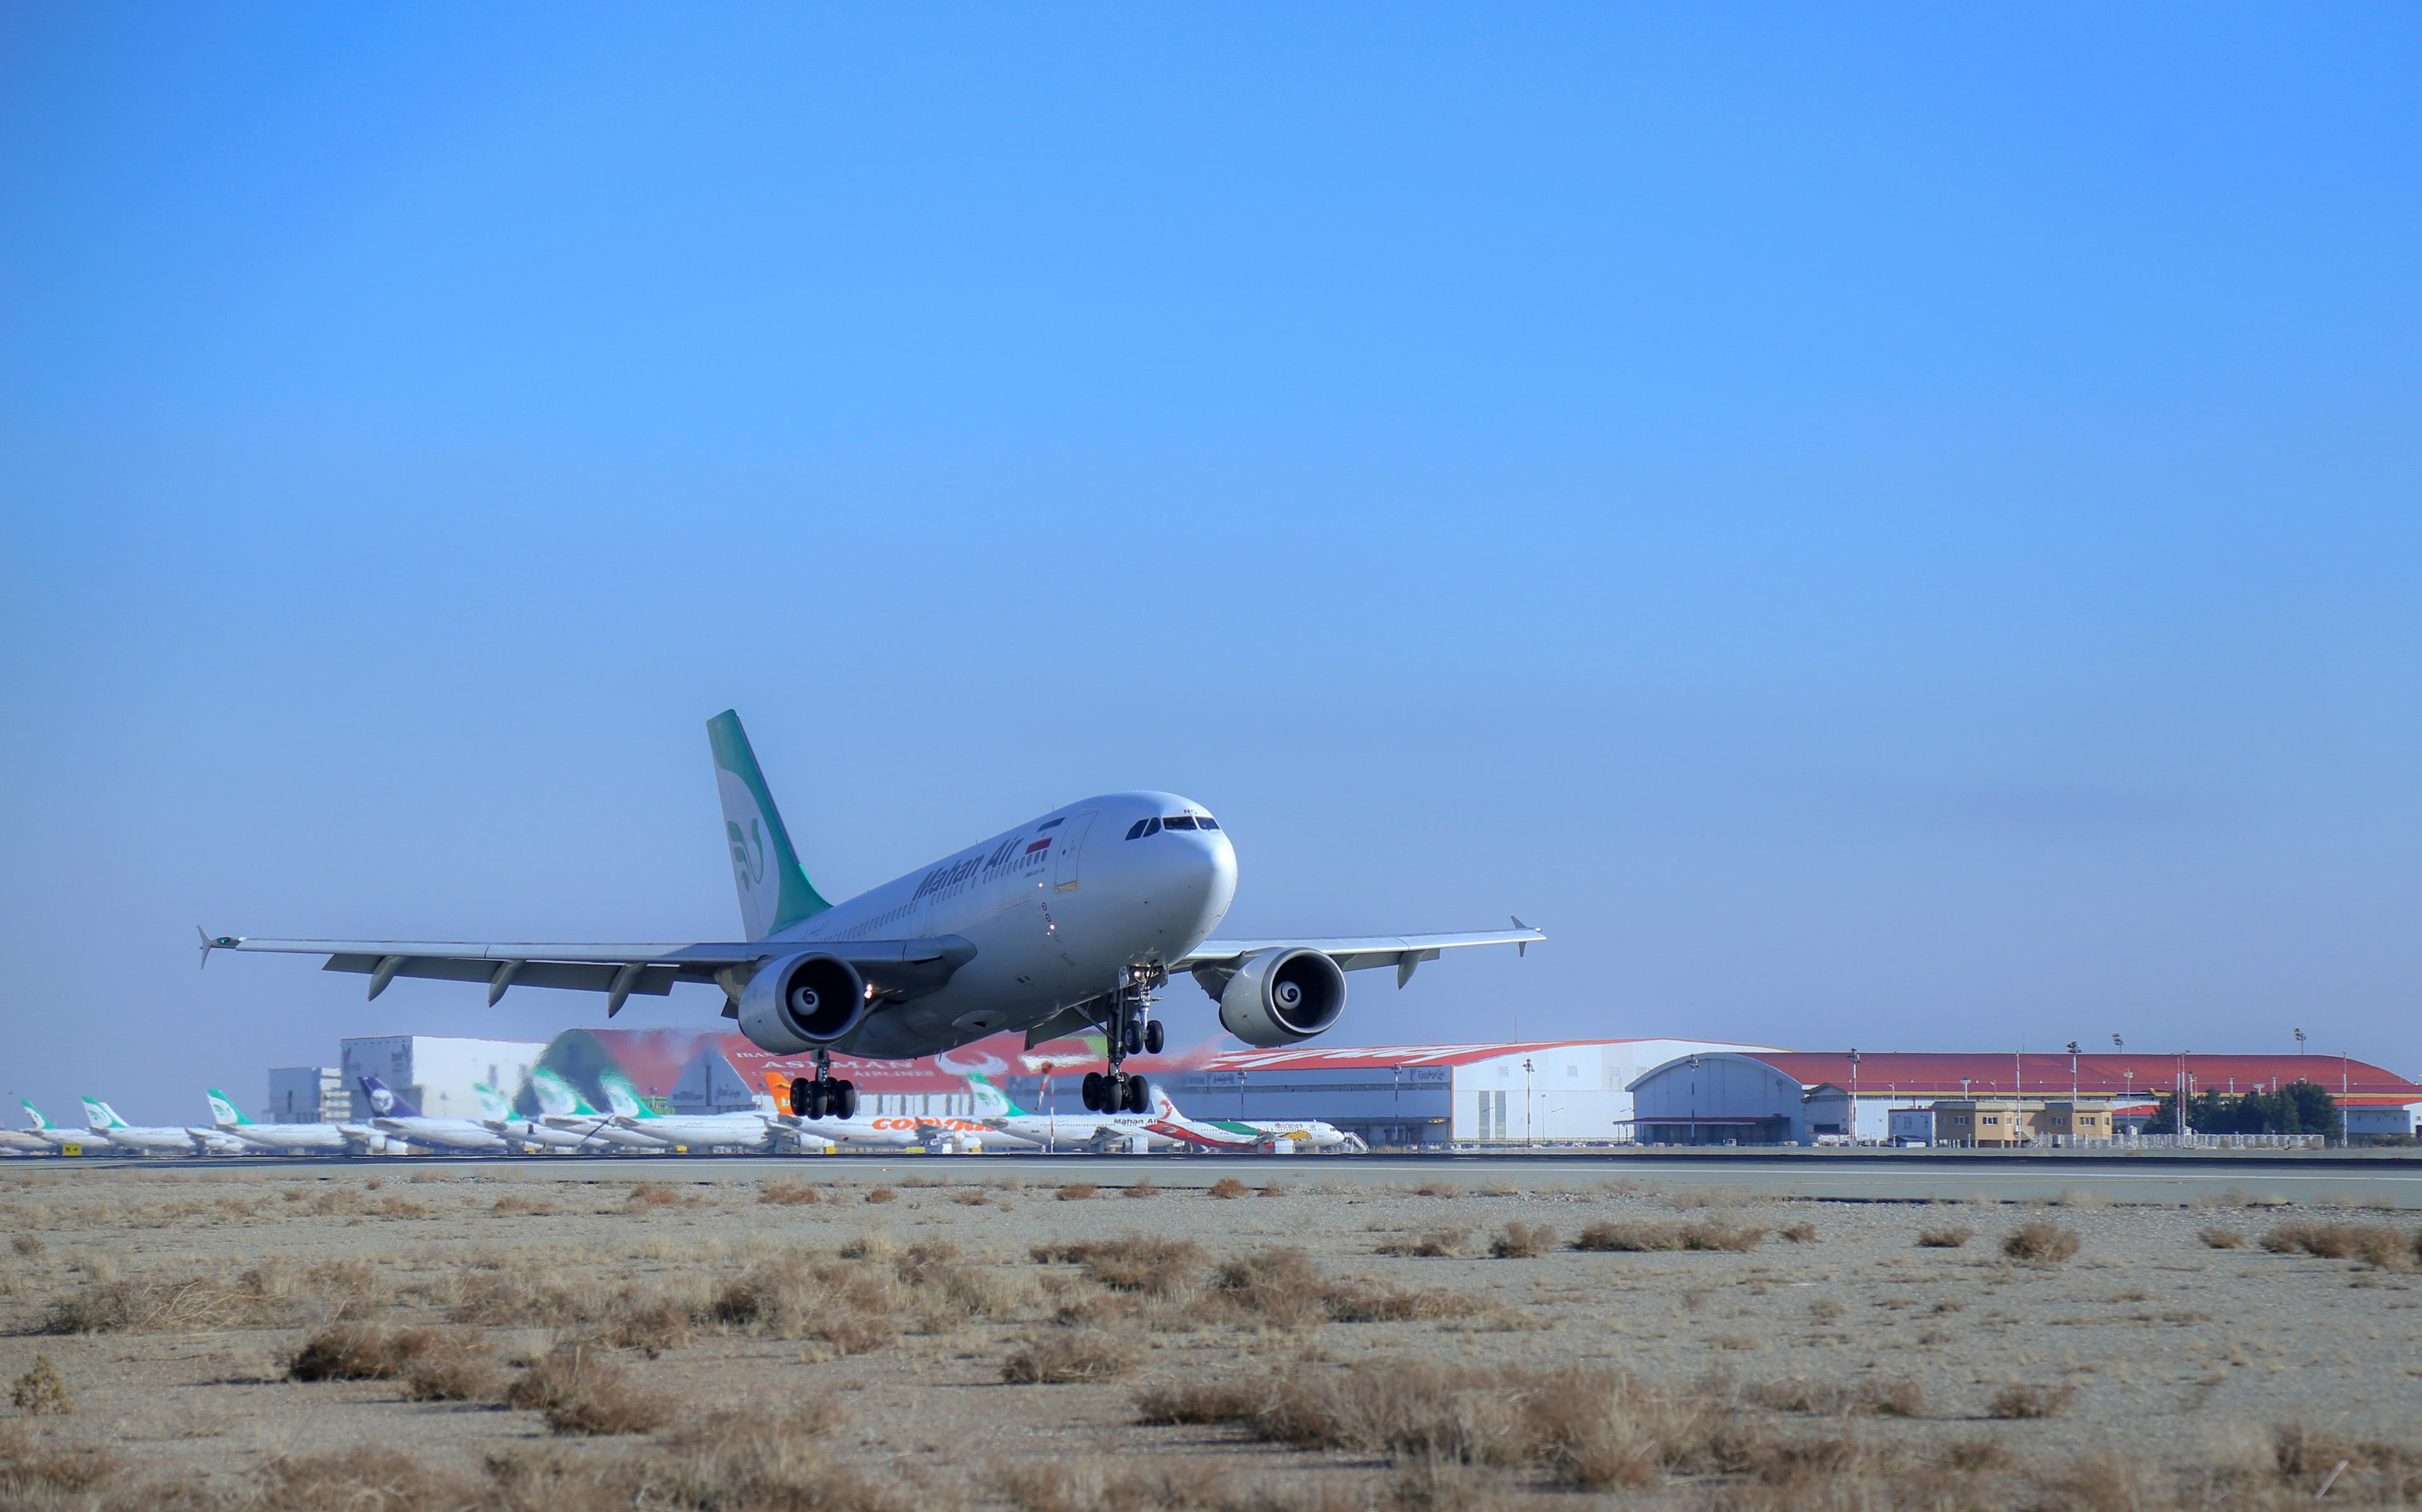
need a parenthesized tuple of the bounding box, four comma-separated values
(26, 1149, 2422, 1207)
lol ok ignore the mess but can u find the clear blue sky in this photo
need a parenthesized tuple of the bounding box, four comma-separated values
(3, 5, 2416, 1122)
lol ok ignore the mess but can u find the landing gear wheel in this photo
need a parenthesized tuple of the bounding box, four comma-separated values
(1081, 1072, 1105, 1113)
(1123, 1076, 1149, 1115)
(1144, 1020, 1165, 1055)
(788, 1077, 811, 1119)
(1123, 1020, 1144, 1057)
(832, 1082, 858, 1120)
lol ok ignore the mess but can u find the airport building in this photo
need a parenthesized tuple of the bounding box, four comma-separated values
(265, 1066, 347, 1124)
(337, 1035, 548, 1122)
(1159, 1040, 1776, 1148)
(1623, 1050, 2422, 1146)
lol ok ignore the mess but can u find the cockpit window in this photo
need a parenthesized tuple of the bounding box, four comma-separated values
(1196, 816, 1219, 830)
(1125, 818, 1149, 840)
(1162, 815, 1198, 830)
(1037, 817, 1063, 832)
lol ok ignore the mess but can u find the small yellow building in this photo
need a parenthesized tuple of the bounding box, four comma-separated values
(1929, 1097, 2113, 1148)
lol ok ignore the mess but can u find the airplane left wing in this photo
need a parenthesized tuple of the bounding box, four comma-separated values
(1175, 921, 1543, 992)
(201, 932, 974, 1013)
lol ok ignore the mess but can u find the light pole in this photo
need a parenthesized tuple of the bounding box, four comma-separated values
(2294, 1027, 2305, 1055)
(2066, 1042, 2080, 1145)
(1522, 1058, 1535, 1147)
(1848, 1049, 1861, 1146)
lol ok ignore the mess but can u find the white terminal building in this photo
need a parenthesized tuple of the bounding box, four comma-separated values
(1161, 1040, 1775, 1148)
(335, 1036, 548, 1121)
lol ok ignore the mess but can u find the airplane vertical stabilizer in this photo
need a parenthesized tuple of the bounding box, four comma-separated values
(706, 710, 829, 940)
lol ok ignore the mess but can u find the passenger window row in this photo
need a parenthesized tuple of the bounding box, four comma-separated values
(1124, 814, 1219, 840)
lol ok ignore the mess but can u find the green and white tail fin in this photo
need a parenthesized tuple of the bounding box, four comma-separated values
(530, 1067, 580, 1118)
(599, 1068, 657, 1120)
(964, 1073, 1027, 1119)
(81, 1097, 127, 1129)
(706, 710, 829, 940)
(472, 1083, 512, 1122)
(204, 1090, 251, 1127)
(21, 1100, 53, 1131)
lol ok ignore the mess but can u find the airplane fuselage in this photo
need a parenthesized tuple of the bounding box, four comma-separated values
(766, 791, 1236, 1059)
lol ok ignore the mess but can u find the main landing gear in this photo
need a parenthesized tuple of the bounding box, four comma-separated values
(1080, 966, 1166, 1115)
(788, 1054, 858, 1121)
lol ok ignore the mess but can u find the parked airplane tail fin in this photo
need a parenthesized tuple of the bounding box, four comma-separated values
(204, 1090, 250, 1127)
(706, 710, 829, 941)
(472, 1083, 512, 1122)
(20, 1100, 52, 1131)
(81, 1097, 126, 1129)
(964, 1073, 1026, 1120)
(357, 1075, 423, 1119)
(599, 1068, 655, 1120)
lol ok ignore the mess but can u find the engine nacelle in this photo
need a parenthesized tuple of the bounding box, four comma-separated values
(737, 951, 869, 1054)
(1216, 948, 1347, 1048)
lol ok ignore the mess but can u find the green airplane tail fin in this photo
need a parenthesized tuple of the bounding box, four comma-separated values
(599, 1067, 657, 1119)
(204, 1090, 252, 1127)
(706, 710, 829, 940)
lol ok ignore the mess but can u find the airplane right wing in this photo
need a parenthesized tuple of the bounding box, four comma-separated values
(1175, 920, 1543, 993)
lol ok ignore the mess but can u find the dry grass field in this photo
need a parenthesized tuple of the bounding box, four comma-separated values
(3, 1161, 2420, 1509)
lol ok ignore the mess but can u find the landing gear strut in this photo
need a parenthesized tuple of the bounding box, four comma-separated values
(1081, 965, 1164, 1115)
(788, 1052, 857, 1121)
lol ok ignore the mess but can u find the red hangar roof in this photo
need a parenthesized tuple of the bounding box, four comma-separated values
(1201, 1041, 1770, 1073)
(1746, 1052, 2422, 1107)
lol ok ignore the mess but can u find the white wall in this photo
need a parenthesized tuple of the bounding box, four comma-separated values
(1450, 1040, 1772, 1143)
(339, 1036, 546, 1120)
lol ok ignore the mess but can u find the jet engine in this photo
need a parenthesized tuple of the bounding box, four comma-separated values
(1215, 948, 1346, 1047)
(737, 951, 868, 1054)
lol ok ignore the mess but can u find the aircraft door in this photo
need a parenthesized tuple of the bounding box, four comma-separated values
(1053, 811, 1096, 892)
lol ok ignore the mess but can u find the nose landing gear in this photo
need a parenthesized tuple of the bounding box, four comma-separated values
(1083, 965, 1164, 1115)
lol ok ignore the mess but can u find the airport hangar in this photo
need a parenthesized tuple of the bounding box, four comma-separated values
(1623, 1050, 2422, 1146)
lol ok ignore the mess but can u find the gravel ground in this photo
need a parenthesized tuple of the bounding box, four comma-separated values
(3, 1160, 2419, 1507)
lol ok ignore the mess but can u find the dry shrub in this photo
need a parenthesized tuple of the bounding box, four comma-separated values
(1743, 1377, 1925, 1418)
(953, 1190, 993, 1207)
(759, 1177, 822, 1206)
(2001, 1223, 2081, 1264)
(1984, 1383, 2074, 1419)
(2199, 1226, 2247, 1249)
(1412, 1180, 1466, 1199)
(289, 1322, 501, 1401)
(448, 1269, 698, 1352)
(2269, 1422, 2422, 1496)
(1573, 1220, 1765, 1253)
(491, 1193, 556, 1216)
(1206, 1177, 1249, 1199)
(1003, 1330, 1130, 1383)
(1778, 1222, 1818, 1244)
(1490, 1222, 1556, 1259)
(8, 1356, 69, 1416)
(10, 1235, 44, 1259)
(1916, 1226, 1973, 1248)
(865, 1187, 898, 1205)
(1056, 1183, 1099, 1201)
(1122, 1179, 1160, 1199)
(251, 1445, 484, 1512)
(624, 1181, 694, 1211)
(506, 1341, 666, 1434)
(0, 1422, 119, 1496)
(990, 1455, 1364, 1512)
(838, 1228, 897, 1260)
(895, 1240, 1021, 1323)
(47, 1258, 381, 1334)
(1139, 1361, 1761, 1491)
(2261, 1221, 2419, 1271)
(709, 1252, 900, 1351)
(1379, 1226, 1470, 1258)
(1211, 1247, 1488, 1328)
(1258, 1183, 1285, 1198)
(1033, 1236, 1208, 1297)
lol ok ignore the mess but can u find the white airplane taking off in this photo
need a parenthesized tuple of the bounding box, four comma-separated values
(211, 711, 1541, 1124)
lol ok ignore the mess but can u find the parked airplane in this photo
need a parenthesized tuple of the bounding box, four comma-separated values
(0, 1122, 52, 1154)
(758, 1070, 1021, 1151)
(1143, 1096, 1362, 1153)
(477, 1081, 611, 1153)
(595, 1067, 776, 1151)
(963, 1073, 1176, 1152)
(15, 1103, 85, 1152)
(79, 1097, 234, 1155)
(203, 1089, 374, 1154)
(211, 710, 1540, 1122)
(356, 1075, 513, 1154)
(529, 1068, 676, 1149)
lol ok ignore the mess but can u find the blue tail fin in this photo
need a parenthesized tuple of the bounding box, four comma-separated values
(357, 1075, 423, 1119)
